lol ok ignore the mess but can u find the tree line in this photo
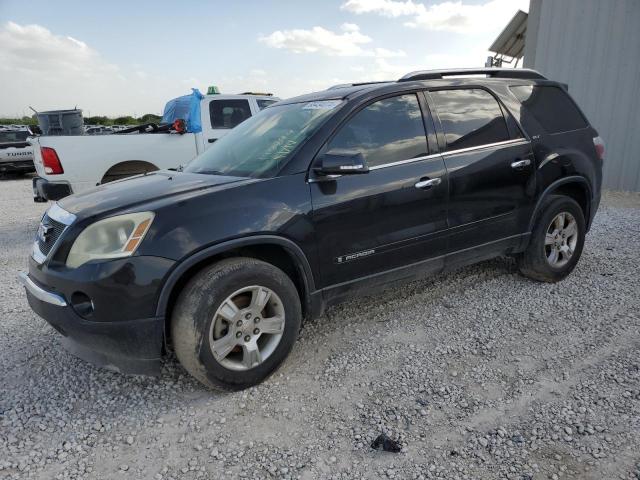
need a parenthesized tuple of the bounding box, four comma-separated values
(0, 114, 163, 127)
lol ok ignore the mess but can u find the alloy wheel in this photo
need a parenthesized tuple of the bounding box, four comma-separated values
(208, 285, 285, 371)
(544, 212, 578, 268)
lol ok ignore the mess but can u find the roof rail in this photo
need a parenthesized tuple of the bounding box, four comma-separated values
(240, 92, 273, 96)
(398, 68, 546, 82)
(327, 80, 392, 90)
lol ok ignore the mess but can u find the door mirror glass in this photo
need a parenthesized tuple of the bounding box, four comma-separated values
(315, 149, 370, 175)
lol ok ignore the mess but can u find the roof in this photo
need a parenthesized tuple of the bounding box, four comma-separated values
(277, 83, 391, 105)
(277, 68, 549, 105)
(203, 93, 279, 100)
(489, 9, 528, 59)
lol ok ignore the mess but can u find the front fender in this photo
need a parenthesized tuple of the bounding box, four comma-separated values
(154, 234, 318, 319)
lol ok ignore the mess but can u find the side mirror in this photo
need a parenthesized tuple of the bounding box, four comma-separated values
(315, 149, 370, 176)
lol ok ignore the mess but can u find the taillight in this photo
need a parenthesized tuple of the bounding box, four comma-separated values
(41, 147, 64, 174)
(593, 136, 605, 161)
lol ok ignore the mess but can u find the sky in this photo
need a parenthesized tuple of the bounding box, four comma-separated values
(0, 0, 528, 118)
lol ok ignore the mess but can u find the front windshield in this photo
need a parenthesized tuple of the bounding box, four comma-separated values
(185, 100, 342, 178)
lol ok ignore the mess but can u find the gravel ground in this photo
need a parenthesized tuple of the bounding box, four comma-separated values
(1, 175, 639, 480)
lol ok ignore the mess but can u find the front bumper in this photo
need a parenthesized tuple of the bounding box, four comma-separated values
(19, 254, 175, 375)
(0, 160, 35, 173)
(20, 272, 164, 375)
(32, 176, 72, 203)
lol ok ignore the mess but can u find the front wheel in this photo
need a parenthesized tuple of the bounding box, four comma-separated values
(518, 195, 586, 282)
(171, 258, 302, 390)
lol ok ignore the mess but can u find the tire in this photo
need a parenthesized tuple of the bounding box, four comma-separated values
(518, 195, 586, 282)
(171, 258, 302, 390)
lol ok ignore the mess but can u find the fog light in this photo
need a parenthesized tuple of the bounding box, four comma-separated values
(70, 292, 94, 318)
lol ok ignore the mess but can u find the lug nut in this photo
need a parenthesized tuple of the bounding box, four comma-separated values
(236, 332, 242, 338)
(253, 328, 260, 335)
(244, 335, 251, 342)
(245, 313, 252, 320)
(236, 320, 243, 327)
(254, 317, 260, 323)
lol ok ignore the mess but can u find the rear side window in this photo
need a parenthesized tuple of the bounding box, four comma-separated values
(510, 85, 587, 133)
(325, 94, 428, 168)
(209, 99, 252, 129)
(430, 89, 510, 151)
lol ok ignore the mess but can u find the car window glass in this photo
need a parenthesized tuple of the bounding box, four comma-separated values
(510, 85, 587, 134)
(186, 100, 342, 178)
(209, 99, 252, 129)
(430, 89, 510, 151)
(257, 99, 277, 110)
(325, 94, 427, 168)
(0, 131, 29, 142)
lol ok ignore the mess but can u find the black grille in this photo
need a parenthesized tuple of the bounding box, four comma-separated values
(37, 215, 66, 256)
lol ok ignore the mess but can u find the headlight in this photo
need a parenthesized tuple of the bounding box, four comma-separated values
(66, 212, 155, 268)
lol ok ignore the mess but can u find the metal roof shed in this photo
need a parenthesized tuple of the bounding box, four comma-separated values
(488, 10, 528, 67)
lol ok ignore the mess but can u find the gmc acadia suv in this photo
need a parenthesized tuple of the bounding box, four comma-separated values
(20, 68, 604, 390)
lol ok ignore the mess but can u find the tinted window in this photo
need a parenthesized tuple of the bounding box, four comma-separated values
(430, 89, 510, 150)
(325, 94, 427, 168)
(209, 99, 252, 129)
(257, 99, 277, 110)
(510, 85, 587, 133)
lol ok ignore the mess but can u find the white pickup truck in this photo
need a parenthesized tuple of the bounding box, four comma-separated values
(31, 93, 278, 201)
(0, 129, 35, 175)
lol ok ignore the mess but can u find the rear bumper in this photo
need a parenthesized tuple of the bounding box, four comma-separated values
(32, 176, 72, 202)
(0, 160, 35, 173)
(19, 271, 164, 375)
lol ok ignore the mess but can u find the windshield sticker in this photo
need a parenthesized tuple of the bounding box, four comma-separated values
(302, 100, 342, 110)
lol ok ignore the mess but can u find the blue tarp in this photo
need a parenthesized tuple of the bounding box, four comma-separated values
(161, 88, 204, 133)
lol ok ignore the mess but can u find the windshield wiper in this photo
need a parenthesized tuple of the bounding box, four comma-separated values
(196, 169, 228, 176)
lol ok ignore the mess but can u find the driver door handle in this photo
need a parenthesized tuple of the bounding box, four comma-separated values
(415, 177, 442, 189)
(511, 159, 531, 169)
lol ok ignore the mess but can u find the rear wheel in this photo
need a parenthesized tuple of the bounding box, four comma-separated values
(518, 195, 586, 282)
(171, 258, 301, 390)
(101, 161, 158, 184)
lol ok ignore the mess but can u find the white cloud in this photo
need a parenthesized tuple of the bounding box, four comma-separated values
(374, 47, 407, 58)
(0, 21, 119, 78)
(342, 0, 425, 17)
(0, 22, 197, 116)
(361, 58, 423, 81)
(423, 51, 487, 69)
(259, 23, 372, 56)
(341, 22, 361, 32)
(259, 23, 405, 59)
(342, 0, 528, 33)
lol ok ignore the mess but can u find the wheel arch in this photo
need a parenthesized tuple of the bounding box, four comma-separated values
(529, 176, 593, 232)
(100, 160, 159, 184)
(157, 236, 319, 341)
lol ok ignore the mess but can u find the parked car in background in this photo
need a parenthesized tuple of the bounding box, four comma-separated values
(19, 68, 603, 390)
(0, 128, 35, 175)
(84, 126, 113, 135)
(30, 93, 279, 202)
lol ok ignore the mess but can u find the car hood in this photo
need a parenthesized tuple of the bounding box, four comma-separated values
(58, 170, 250, 218)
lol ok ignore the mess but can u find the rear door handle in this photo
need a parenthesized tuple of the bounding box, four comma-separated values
(511, 159, 531, 169)
(415, 177, 442, 189)
(208, 138, 217, 144)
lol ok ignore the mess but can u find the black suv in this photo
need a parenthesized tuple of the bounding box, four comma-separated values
(20, 68, 603, 390)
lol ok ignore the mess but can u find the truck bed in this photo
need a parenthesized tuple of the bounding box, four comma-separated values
(32, 133, 200, 195)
